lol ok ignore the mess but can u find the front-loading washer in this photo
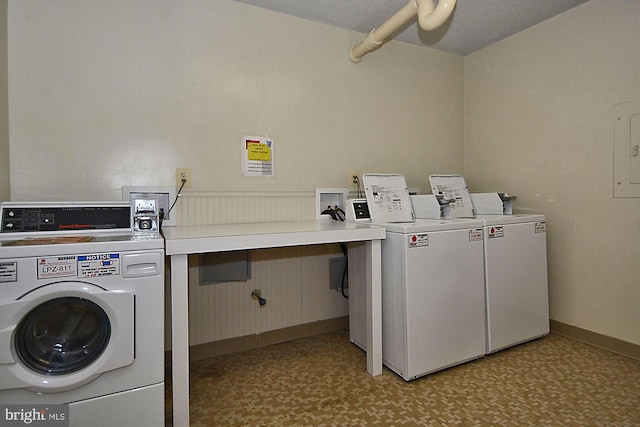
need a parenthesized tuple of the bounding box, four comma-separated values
(0, 202, 165, 427)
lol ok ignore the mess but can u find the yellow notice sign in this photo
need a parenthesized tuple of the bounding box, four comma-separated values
(243, 136, 274, 177)
(247, 143, 271, 161)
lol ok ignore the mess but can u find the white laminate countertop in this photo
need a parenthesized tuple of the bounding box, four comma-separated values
(163, 220, 386, 255)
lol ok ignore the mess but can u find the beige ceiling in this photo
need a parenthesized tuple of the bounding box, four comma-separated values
(232, 0, 591, 55)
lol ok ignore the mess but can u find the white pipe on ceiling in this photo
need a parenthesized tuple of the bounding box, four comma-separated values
(348, 0, 457, 63)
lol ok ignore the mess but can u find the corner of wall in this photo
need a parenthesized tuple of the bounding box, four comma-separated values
(0, 0, 9, 202)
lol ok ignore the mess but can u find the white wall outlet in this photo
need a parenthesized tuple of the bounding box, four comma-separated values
(176, 168, 192, 188)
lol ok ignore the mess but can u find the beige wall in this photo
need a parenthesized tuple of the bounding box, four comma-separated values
(0, 0, 8, 202)
(7, 0, 463, 201)
(465, 0, 640, 345)
(7, 0, 638, 347)
(7, 0, 463, 346)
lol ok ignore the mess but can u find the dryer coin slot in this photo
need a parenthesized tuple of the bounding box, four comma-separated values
(134, 199, 157, 214)
(132, 198, 159, 235)
(136, 218, 154, 230)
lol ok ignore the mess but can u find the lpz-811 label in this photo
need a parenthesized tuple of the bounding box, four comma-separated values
(78, 253, 120, 278)
(535, 221, 546, 233)
(37, 256, 77, 279)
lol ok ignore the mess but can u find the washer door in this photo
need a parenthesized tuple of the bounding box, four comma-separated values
(0, 281, 134, 393)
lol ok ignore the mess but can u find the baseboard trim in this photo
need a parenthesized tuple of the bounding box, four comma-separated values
(257, 316, 349, 348)
(550, 320, 640, 360)
(166, 317, 349, 364)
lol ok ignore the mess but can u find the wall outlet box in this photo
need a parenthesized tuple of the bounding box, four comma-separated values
(315, 188, 348, 220)
(176, 168, 192, 188)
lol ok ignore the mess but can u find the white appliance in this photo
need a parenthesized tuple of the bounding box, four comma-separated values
(378, 219, 486, 380)
(429, 177, 550, 353)
(469, 194, 549, 353)
(349, 174, 486, 381)
(0, 202, 165, 427)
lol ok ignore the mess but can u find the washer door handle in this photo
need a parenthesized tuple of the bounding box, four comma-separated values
(122, 252, 162, 278)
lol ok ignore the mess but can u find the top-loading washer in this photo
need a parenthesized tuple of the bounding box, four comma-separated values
(376, 218, 486, 380)
(469, 193, 549, 353)
(348, 174, 486, 381)
(0, 201, 165, 427)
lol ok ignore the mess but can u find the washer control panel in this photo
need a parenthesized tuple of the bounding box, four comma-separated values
(1, 202, 131, 233)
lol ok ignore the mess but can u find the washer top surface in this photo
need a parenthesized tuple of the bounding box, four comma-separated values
(476, 214, 545, 226)
(374, 218, 484, 234)
(0, 232, 164, 258)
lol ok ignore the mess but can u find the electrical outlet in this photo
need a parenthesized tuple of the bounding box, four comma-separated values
(176, 168, 192, 188)
(349, 172, 360, 186)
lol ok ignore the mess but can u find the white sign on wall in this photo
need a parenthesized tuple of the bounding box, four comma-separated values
(242, 136, 274, 177)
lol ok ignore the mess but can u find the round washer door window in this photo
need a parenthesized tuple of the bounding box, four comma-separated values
(15, 296, 111, 375)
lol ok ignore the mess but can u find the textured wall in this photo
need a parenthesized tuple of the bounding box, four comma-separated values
(465, 0, 640, 344)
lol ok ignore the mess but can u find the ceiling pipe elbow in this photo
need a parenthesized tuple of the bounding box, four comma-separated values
(348, 0, 456, 63)
(417, 0, 457, 31)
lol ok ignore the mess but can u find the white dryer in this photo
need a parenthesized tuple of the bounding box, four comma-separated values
(0, 202, 164, 427)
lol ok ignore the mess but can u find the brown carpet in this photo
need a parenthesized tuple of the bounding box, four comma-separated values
(166, 330, 640, 426)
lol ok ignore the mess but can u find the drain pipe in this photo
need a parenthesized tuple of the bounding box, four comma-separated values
(348, 1, 418, 63)
(348, 0, 457, 63)
(417, 0, 457, 30)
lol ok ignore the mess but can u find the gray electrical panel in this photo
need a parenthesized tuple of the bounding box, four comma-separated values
(199, 250, 251, 285)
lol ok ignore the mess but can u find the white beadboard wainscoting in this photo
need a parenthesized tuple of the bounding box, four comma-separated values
(175, 188, 316, 225)
(164, 189, 350, 351)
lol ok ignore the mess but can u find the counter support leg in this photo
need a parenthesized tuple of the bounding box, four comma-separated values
(171, 254, 190, 427)
(366, 239, 383, 376)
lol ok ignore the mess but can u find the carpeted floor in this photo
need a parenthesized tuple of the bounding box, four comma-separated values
(166, 330, 640, 426)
